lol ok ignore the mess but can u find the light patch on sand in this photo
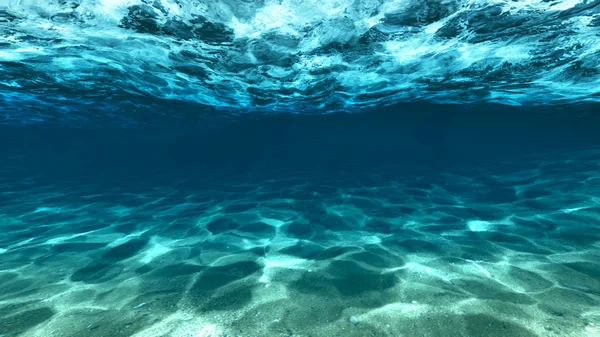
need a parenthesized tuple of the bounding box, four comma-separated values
(130, 312, 225, 337)
(404, 262, 429, 272)
(108, 205, 133, 217)
(364, 302, 430, 319)
(260, 217, 286, 228)
(108, 233, 146, 248)
(404, 262, 455, 284)
(140, 239, 172, 264)
(563, 206, 590, 213)
(33, 206, 61, 213)
(584, 324, 597, 336)
(263, 237, 303, 251)
(260, 255, 309, 283)
(0, 248, 7, 254)
(467, 220, 494, 232)
(156, 203, 202, 217)
(9, 237, 34, 249)
(264, 256, 307, 269)
(470, 262, 493, 278)
(46, 234, 84, 245)
(327, 205, 369, 226)
(360, 235, 382, 245)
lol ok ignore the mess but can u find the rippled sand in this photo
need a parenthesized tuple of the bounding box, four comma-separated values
(0, 149, 598, 337)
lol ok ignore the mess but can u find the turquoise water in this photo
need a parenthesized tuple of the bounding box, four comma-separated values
(1, 110, 599, 336)
(2, 0, 600, 335)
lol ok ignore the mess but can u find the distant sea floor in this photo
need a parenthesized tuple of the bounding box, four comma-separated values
(0, 147, 599, 337)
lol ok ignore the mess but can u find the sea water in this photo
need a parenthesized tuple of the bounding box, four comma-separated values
(1, 107, 599, 337)
(1, 0, 600, 336)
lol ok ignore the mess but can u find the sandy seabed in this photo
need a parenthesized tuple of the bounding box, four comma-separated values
(0, 149, 599, 337)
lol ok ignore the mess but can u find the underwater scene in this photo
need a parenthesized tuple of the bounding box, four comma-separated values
(1, 1, 600, 337)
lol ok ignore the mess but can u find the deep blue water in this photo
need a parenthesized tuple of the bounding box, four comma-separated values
(1, 106, 600, 337)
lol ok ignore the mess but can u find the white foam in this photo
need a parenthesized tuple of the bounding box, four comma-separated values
(2, 0, 599, 119)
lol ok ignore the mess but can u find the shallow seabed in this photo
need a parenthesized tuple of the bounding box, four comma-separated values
(1, 142, 599, 337)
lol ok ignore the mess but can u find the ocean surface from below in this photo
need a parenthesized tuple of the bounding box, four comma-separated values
(2, 0, 600, 121)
